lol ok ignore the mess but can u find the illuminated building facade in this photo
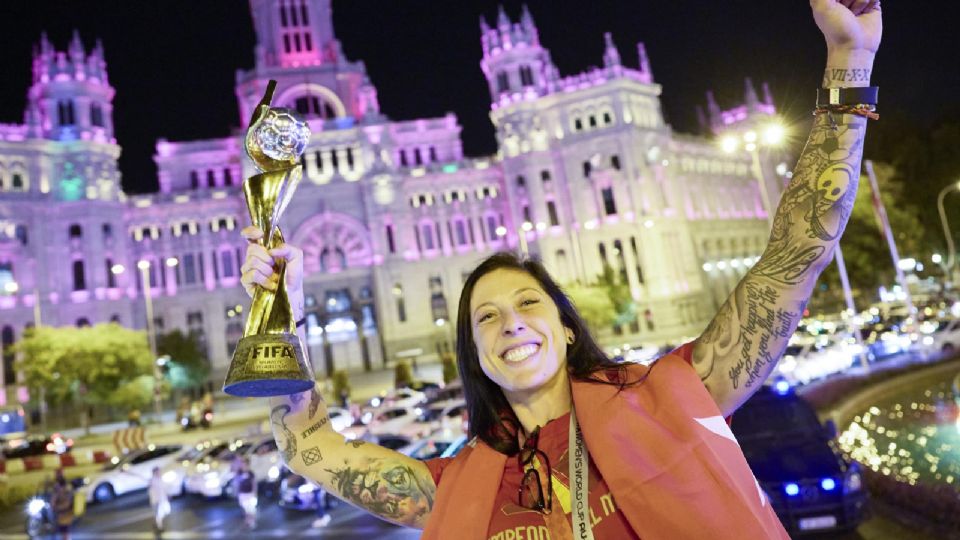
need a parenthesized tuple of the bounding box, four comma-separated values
(0, 1, 783, 396)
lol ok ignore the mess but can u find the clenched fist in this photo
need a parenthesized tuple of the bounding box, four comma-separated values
(239, 226, 305, 299)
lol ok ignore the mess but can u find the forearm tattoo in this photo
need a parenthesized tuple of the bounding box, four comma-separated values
(696, 113, 866, 392)
(326, 458, 435, 525)
(270, 404, 297, 463)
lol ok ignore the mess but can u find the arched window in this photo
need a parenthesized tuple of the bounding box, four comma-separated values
(11, 174, 23, 190)
(294, 95, 336, 119)
(68, 224, 83, 239)
(76, 318, 91, 327)
(15, 225, 27, 246)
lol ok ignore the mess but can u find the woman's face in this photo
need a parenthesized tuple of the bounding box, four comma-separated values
(469, 268, 572, 394)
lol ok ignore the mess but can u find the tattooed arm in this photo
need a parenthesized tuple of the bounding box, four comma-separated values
(269, 385, 437, 529)
(691, 0, 882, 416)
(241, 228, 437, 528)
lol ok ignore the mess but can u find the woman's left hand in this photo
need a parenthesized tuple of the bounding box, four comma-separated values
(811, 0, 882, 57)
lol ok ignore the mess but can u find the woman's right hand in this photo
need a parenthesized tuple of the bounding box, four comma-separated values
(239, 226, 305, 298)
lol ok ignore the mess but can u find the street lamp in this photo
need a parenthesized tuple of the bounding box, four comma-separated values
(137, 260, 162, 418)
(936, 180, 960, 284)
(720, 119, 786, 229)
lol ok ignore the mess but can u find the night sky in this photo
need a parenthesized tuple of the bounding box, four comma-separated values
(0, 1, 951, 194)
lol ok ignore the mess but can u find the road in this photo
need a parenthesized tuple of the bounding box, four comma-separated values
(0, 489, 421, 539)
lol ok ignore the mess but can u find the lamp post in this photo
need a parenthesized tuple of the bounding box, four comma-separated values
(720, 121, 786, 230)
(496, 222, 533, 256)
(936, 181, 960, 286)
(135, 260, 162, 418)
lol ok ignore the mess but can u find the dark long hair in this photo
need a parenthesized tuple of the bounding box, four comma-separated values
(456, 252, 639, 454)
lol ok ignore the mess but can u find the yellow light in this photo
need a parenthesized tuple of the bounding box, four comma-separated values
(521, 221, 533, 232)
(743, 130, 758, 143)
(137, 260, 151, 270)
(165, 257, 179, 267)
(762, 123, 786, 146)
(720, 135, 739, 154)
(111, 264, 125, 275)
(3, 282, 19, 293)
(495, 226, 507, 237)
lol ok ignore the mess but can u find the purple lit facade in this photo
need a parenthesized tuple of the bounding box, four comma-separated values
(0, 1, 783, 400)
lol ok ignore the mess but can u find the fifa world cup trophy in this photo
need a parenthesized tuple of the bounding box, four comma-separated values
(223, 80, 314, 397)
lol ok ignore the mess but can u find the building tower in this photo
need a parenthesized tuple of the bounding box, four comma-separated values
(479, 5, 557, 106)
(237, 0, 379, 127)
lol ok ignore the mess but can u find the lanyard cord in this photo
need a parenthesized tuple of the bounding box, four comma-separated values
(568, 408, 594, 539)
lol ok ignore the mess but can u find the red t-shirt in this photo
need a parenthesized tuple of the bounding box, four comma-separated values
(425, 343, 697, 539)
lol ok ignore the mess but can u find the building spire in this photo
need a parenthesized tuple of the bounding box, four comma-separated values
(637, 42, 651, 75)
(520, 4, 535, 30)
(480, 14, 491, 33)
(497, 5, 510, 29)
(706, 90, 721, 126)
(744, 77, 759, 107)
(69, 29, 84, 60)
(603, 32, 621, 68)
(761, 81, 774, 106)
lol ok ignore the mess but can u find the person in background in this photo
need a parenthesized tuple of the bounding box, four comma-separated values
(49, 469, 74, 540)
(235, 458, 258, 529)
(148, 467, 170, 535)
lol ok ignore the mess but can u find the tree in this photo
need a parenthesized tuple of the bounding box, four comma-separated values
(564, 263, 636, 333)
(157, 330, 209, 390)
(15, 323, 159, 410)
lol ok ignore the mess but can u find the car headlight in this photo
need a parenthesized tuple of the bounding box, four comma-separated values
(268, 466, 280, 481)
(844, 470, 862, 493)
(162, 471, 178, 484)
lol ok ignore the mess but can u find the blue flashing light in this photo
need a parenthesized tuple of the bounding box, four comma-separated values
(821, 478, 836, 491)
(774, 380, 791, 395)
(784, 483, 800, 496)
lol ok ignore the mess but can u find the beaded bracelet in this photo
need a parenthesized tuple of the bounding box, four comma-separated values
(814, 104, 879, 130)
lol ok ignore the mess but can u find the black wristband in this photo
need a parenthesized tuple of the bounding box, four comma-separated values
(296, 317, 307, 328)
(816, 86, 879, 107)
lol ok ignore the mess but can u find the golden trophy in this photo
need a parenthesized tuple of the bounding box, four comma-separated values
(223, 80, 314, 397)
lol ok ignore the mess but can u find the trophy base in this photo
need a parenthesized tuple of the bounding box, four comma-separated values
(223, 333, 314, 397)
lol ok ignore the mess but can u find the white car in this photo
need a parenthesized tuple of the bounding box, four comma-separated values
(366, 388, 426, 412)
(400, 399, 467, 440)
(184, 436, 280, 498)
(366, 406, 419, 437)
(160, 440, 229, 497)
(326, 406, 353, 433)
(776, 336, 859, 385)
(82, 444, 184, 503)
(399, 429, 469, 460)
(919, 318, 960, 354)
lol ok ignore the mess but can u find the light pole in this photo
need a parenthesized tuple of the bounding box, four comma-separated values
(136, 260, 162, 418)
(496, 222, 533, 256)
(720, 121, 786, 230)
(936, 181, 960, 286)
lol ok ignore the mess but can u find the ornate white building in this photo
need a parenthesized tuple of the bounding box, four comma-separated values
(0, 1, 785, 399)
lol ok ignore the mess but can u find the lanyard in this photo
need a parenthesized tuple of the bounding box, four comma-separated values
(568, 408, 594, 539)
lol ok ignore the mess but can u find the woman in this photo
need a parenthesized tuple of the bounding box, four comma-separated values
(240, 1, 881, 536)
(148, 467, 170, 534)
(49, 469, 74, 540)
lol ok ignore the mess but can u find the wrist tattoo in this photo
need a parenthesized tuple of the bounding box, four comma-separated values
(822, 68, 871, 86)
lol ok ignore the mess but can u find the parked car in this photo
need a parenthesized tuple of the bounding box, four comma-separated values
(404, 380, 443, 401)
(776, 336, 859, 386)
(919, 318, 960, 355)
(400, 399, 467, 440)
(183, 436, 280, 498)
(1, 433, 73, 459)
(326, 406, 353, 433)
(731, 386, 867, 535)
(371, 433, 413, 451)
(366, 388, 426, 412)
(277, 467, 335, 512)
(159, 440, 229, 497)
(81, 444, 184, 503)
(428, 380, 463, 405)
(366, 406, 419, 437)
(398, 429, 468, 461)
